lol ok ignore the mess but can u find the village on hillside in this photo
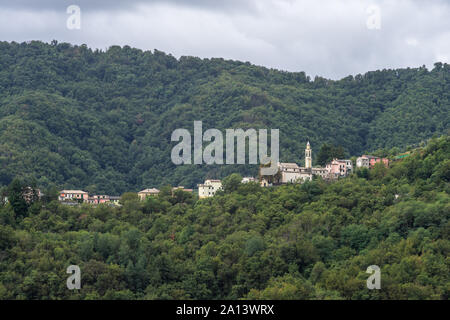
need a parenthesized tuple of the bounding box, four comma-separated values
(1, 142, 394, 206)
(42, 142, 390, 205)
(1, 142, 392, 206)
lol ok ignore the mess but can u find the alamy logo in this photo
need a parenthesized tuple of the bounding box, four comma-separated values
(366, 5, 381, 30)
(66, 265, 81, 290)
(66, 5, 81, 30)
(171, 121, 279, 175)
(366, 265, 381, 290)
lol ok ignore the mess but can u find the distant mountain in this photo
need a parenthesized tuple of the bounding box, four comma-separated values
(0, 41, 448, 194)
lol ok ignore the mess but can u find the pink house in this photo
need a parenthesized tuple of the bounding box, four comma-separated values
(88, 195, 110, 204)
(326, 159, 349, 178)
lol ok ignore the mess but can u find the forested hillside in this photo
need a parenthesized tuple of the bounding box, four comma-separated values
(0, 135, 448, 300)
(0, 41, 449, 194)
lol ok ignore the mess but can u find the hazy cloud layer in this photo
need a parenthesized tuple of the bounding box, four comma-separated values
(0, 0, 449, 79)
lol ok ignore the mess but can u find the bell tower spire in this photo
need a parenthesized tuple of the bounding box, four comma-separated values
(305, 141, 312, 169)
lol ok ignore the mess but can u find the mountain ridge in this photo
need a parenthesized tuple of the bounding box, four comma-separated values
(0, 41, 448, 193)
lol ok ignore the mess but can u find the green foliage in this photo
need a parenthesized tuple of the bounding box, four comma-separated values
(0, 41, 448, 194)
(120, 192, 139, 204)
(0, 135, 448, 300)
(222, 173, 243, 193)
(245, 236, 265, 256)
(6, 179, 29, 217)
(317, 144, 346, 166)
(5, 178, 39, 218)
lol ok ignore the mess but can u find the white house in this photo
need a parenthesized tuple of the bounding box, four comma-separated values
(241, 177, 256, 183)
(59, 190, 89, 202)
(198, 179, 222, 198)
(356, 155, 371, 168)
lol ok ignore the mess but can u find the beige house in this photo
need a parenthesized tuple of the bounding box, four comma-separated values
(312, 167, 330, 179)
(277, 162, 313, 183)
(356, 156, 370, 168)
(138, 188, 160, 200)
(109, 196, 121, 206)
(59, 190, 89, 202)
(241, 177, 256, 183)
(172, 186, 194, 193)
(260, 177, 272, 187)
(198, 179, 222, 198)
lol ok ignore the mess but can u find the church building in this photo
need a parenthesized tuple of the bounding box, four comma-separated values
(259, 142, 331, 186)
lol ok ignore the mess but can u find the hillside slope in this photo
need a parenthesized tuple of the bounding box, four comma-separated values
(0, 41, 449, 193)
(0, 135, 448, 299)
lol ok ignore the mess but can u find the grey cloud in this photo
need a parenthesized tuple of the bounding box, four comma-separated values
(0, 0, 449, 79)
(0, 0, 257, 12)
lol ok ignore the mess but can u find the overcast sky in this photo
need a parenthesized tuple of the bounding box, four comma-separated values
(0, 0, 449, 79)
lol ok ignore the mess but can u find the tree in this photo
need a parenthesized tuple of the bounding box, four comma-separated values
(317, 144, 346, 166)
(222, 173, 243, 193)
(0, 186, 7, 206)
(245, 236, 265, 256)
(356, 168, 369, 179)
(7, 179, 29, 218)
(120, 192, 139, 204)
(41, 186, 59, 204)
(370, 162, 388, 180)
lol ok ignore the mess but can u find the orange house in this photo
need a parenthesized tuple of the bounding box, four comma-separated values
(59, 190, 89, 202)
(369, 157, 389, 168)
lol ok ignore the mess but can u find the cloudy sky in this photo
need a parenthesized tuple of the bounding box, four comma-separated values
(0, 0, 449, 79)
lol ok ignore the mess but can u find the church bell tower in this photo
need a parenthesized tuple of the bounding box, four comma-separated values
(305, 141, 312, 169)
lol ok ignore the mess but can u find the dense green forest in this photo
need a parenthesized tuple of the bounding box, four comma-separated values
(0, 135, 448, 300)
(0, 41, 449, 194)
